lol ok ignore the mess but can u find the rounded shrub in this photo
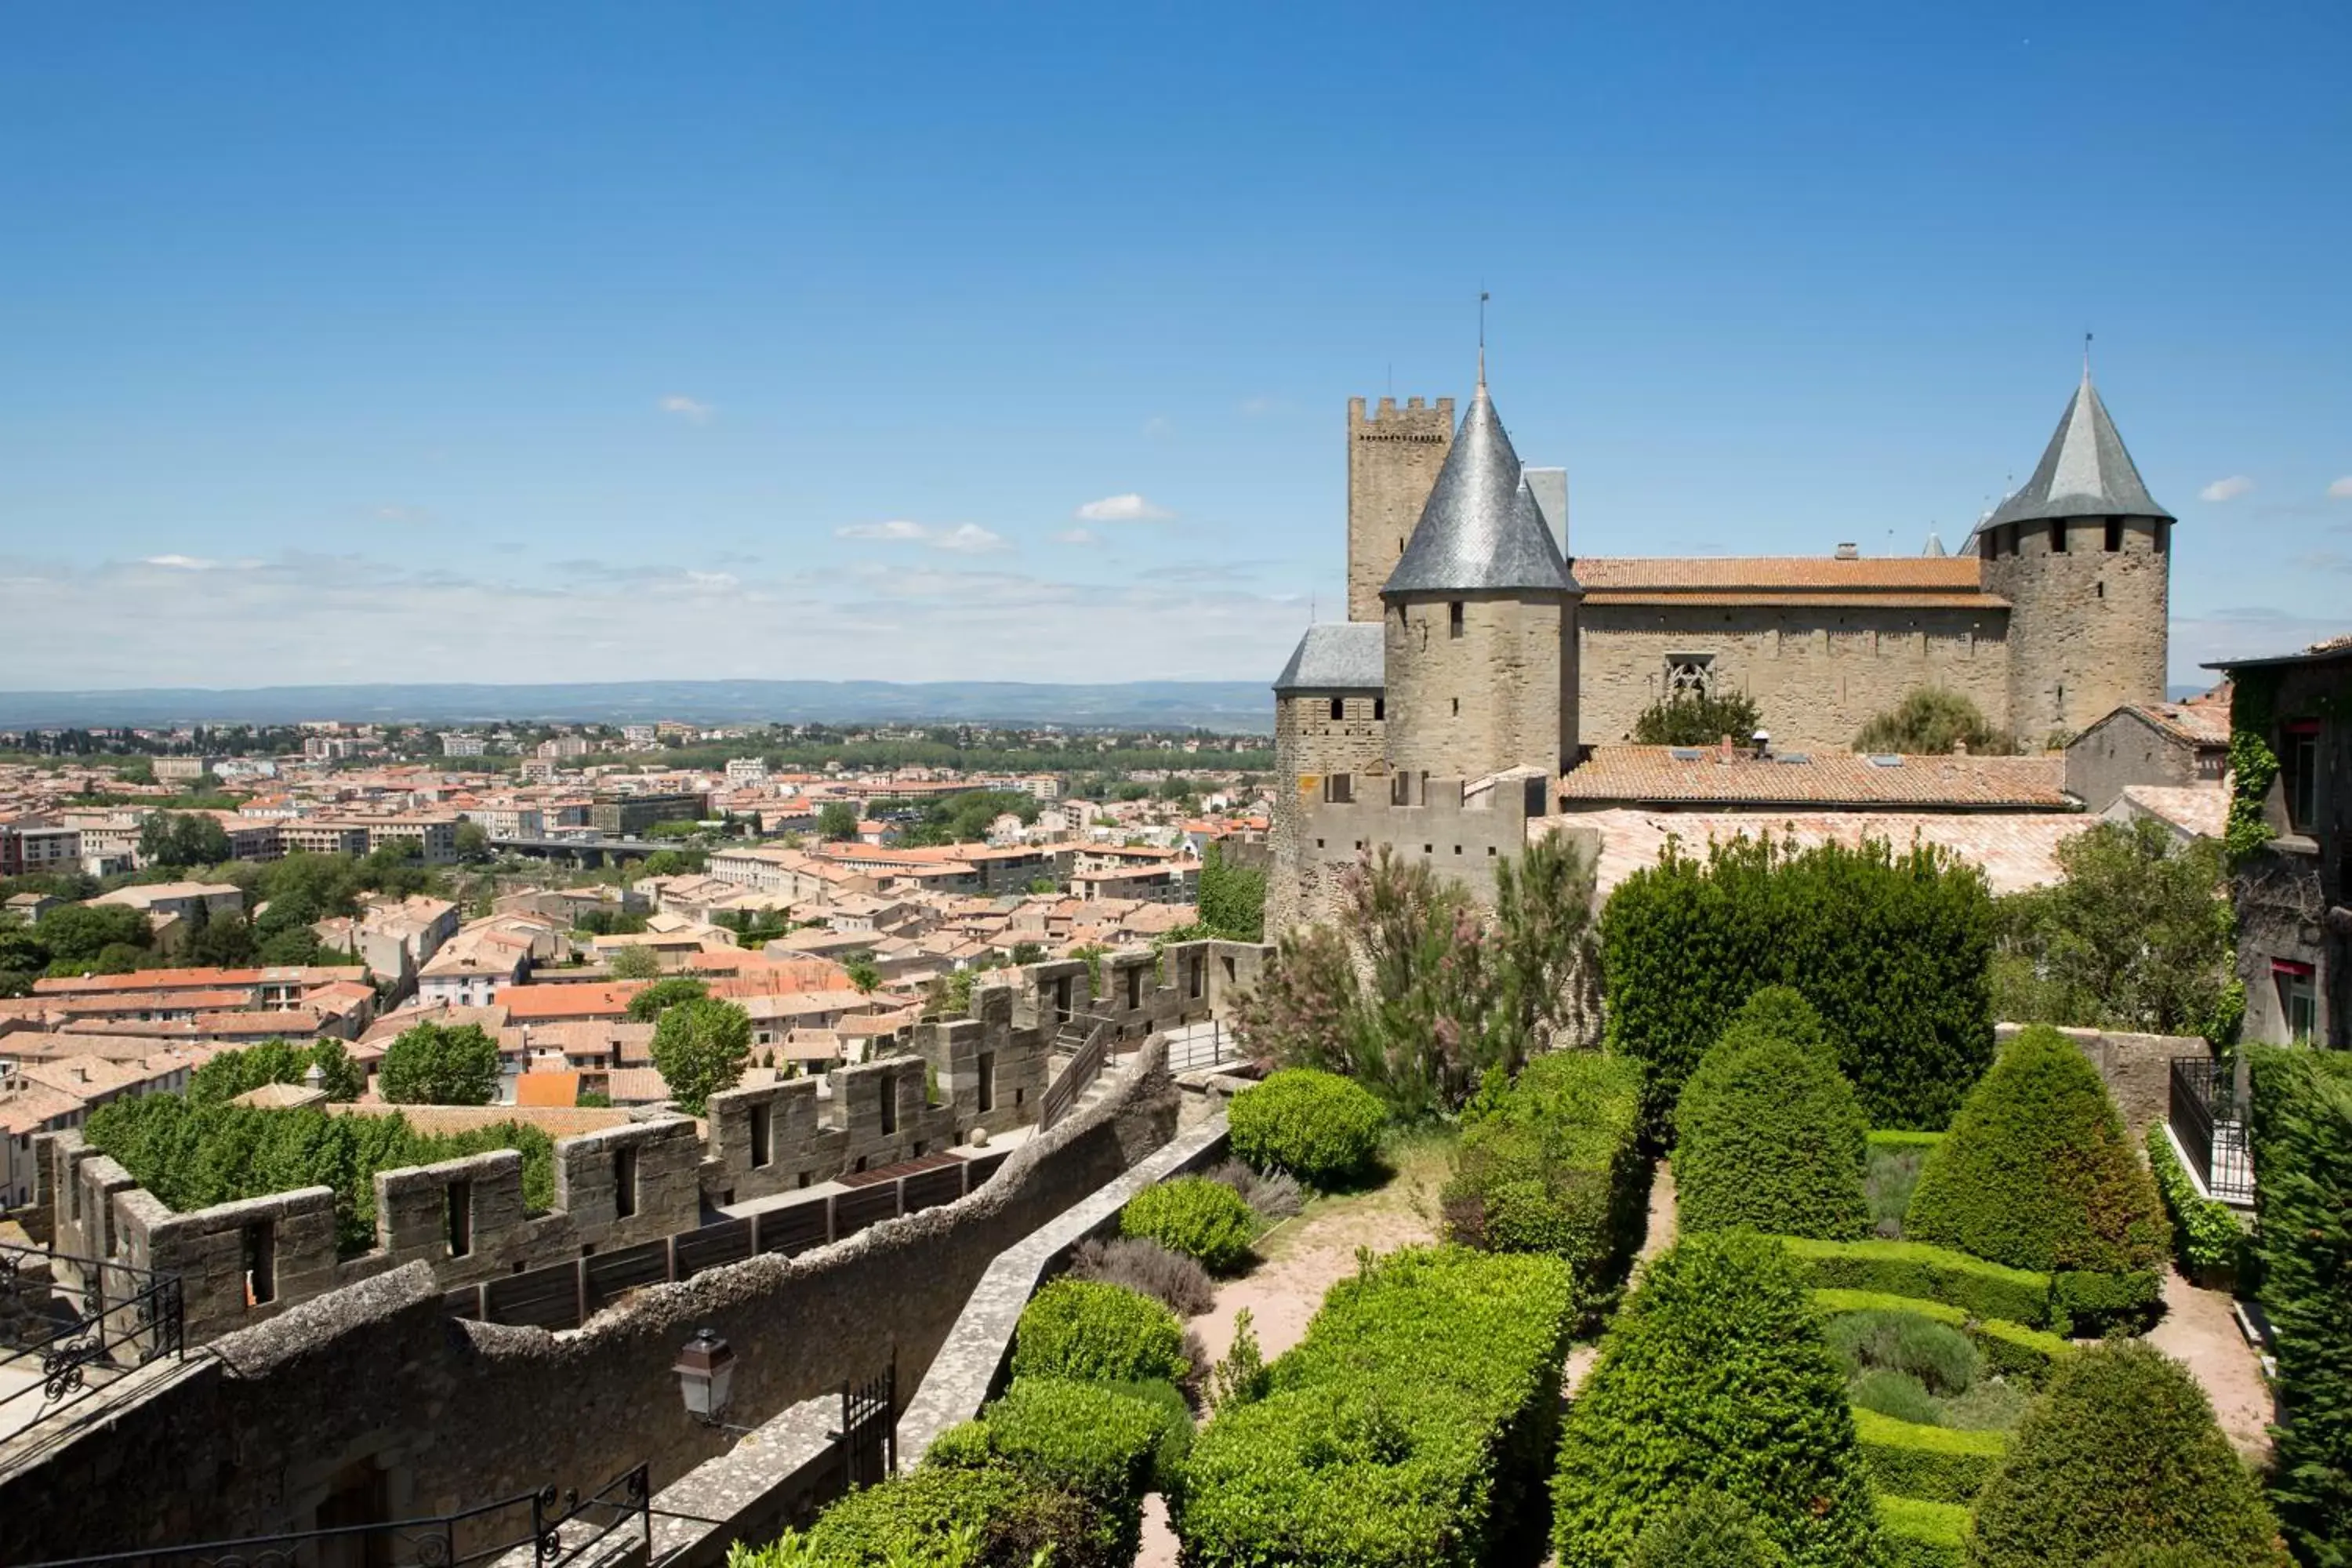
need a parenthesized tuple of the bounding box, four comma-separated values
(1626, 1490, 1793, 1568)
(1850, 1368, 1942, 1425)
(981, 1377, 1169, 1561)
(1443, 1051, 1646, 1289)
(1119, 1175, 1258, 1275)
(1905, 1026, 2168, 1283)
(1011, 1279, 1189, 1385)
(1826, 1308, 1980, 1395)
(1227, 1067, 1386, 1185)
(1672, 987, 1870, 1240)
(1552, 1232, 1880, 1568)
(1967, 1340, 2284, 1568)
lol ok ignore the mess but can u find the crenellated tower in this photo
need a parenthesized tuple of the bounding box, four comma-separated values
(1346, 395, 1454, 623)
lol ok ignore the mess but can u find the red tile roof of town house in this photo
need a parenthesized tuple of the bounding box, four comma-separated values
(1556, 746, 2071, 811)
(32, 965, 368, 996)
(1, 1081, 91, 1137)
(514, 1071, 582, 1108)
(360, 1002, 509, 1044)
(498, 984, 644, 1022)
(1560, 808, 2098, 898)
(1573, 555, 2008, 609)
(2114, 782, 2229, 841)
(2126, 697, 2230, 746)
(45, 988, 260, 1016)
(603, 1066, 674, 1105)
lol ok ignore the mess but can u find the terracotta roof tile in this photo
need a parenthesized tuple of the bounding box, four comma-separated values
(1575, 556, 1986, 591)
(1558, 808, 2096, 898)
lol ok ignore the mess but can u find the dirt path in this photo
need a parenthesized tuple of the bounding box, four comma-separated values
(2147, 1264, 2274, 1464)
(1135, 1135, 1453, 1568)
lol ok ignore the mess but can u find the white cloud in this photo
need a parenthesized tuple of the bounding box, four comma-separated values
(684, 571, 739, 590)
(659, 394, 714, 423)
(2328, 477, 2352, 499)
(2198, 475, 2255, 503)
(1055, 528, 1100, 546)
(140, 554, 220, 571)
(1075, 492, 1174, 523)
(835, 520, 1008, 553)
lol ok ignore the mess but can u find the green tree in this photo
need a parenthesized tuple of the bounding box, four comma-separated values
(453, 820, 492, 862)
(817, 800, 860, 840)
(138, 811, 233, 869)
(1990, 818, 2234, 1037)
(626, 975, 709, 1021)
(1009, 941, 1048, 967)
(184, 902, 259, 967)
(649, 996, 752, 1114)
(1631, 689, 1765, 746)
(844, 956, 882, 994)
(1194, 841, 1265, 942)
(310, 1037, 366, 1102)
(379, 1021, 501, 1105)
(35, 903, 151, 965)
(607, 944, 662, 980)
(1855, 687, 2012, 755)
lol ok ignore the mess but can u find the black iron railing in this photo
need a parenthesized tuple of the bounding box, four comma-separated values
(1, 1240, 183, 1434)
(21, 1461, 652, 1568)
(831, 1352, 898, 1491)
(2169, 1056, 2256, 1206)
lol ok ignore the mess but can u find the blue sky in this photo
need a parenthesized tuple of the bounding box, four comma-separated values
(2, 2, 2347, 691)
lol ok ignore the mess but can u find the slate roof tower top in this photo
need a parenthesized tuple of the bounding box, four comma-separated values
(1381, 381, 1580, 599)
(1980, 370, 2172, 532)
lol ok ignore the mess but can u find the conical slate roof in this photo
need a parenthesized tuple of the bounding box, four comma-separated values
(1381, 382, 1579, 597)
(1982, 372, 2172, 530)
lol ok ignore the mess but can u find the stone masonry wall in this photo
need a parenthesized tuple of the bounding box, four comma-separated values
(1993, 1021, 2205, 1137)
(42, 945, 1238, 1345)
(0, 1039, 1181, 1566)
(1270, 691, 1385, 934)
(1384, 593, 1570, 781)
(1287, 775, 1589, 929)
(1980, 516, 2169, 745)
(1577, 602, 2013, 752)
(1345, 395, 1453, 623)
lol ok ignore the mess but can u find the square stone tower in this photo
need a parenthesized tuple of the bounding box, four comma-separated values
(1346, 396, 1454, 623)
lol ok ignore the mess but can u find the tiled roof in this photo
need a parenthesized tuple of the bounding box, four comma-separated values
(1557, 746, 2071, 810)
(1559, 808, 2096, 898)
(327, 1101, 637, 1137)
(2114, 783, 2228, 840)
(499, 985, 642, 1022)
(1981, 372, 2172, 529)
(2129, 699, 2230, 746)
(1573, 556, 2001, 609)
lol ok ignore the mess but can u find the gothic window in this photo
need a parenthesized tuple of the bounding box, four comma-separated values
(1664, 655, 1715, 697)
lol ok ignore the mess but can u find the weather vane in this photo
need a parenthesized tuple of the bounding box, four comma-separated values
(1479, 288, 1491, 384)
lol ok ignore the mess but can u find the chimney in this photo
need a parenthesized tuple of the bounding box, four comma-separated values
(1835, 543, 1860, 561)
(1718, 735, 1736, 764)
(1953, 739, 1969, 757)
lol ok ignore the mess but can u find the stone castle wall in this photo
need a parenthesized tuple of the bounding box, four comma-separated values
(1269, 691, 1386, 934)
(1345, 396, 1452, 623)
(0, 1041, 1184, 1566)
(1577, 603, 2014, 752)
(1287, 773, 1577, 928)
(1384, 593, 1572, 779)
(1980, 516, 2169, 744)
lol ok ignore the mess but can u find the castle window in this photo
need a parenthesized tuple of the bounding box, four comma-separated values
(2104, 518, 2122, 553)
(1373, 698, 1384, 720)
(1665, 655, 1714, 696)
(1391, 773, 1410, 805)
(1329, 697, 1345, 720)
(1448, 602, 1465, 639)
(2282, 721, 2321, 833)
(1323, 773, 1353, 805)
(1451, 697, 1460, 716)
(2049, 521, 2067, 554)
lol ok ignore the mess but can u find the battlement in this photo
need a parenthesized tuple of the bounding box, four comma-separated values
(1347, 392, 1457, 622)
(1287, 768, 1584, 924)
(1348, 394, 1454, 434)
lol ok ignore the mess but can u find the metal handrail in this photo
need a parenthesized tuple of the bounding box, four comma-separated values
(2169, 1056, 2256, 1205)
(1, 1241, 184, 1432)
(1038, 1016, 1111, 1131)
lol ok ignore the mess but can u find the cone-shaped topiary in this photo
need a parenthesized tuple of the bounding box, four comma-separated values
(1905, 1025, 2167, 1276)
(1673, 987, 1870, 1240)
(1967, 1339, 2285, 1568)
(1626, 1490, 1793, 1568)
(1552, 1232, 1882, 1568)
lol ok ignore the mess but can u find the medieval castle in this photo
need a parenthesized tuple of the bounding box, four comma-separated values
(1269, 365, 2175, 930)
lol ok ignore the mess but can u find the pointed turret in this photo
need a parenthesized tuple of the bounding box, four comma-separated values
(1981, 371, 2172, 531)
(1381, 383, 1578, 597)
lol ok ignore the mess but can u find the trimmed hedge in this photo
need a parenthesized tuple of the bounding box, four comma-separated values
(794, 1462, 1109, 1568)
(1010, 1279, 1190, 1386)
(1904, 1025, 2168, 1288)
(1969, 1340, 2285, 1568)
(1806, 1287, 2071, 1386)
(1780, 1237, 2053, 1328)
(976, 1377, 1167, 1562)
(1552, 1233, 1880, 1568)
(2143, 1122, 2245, 1281)
(1598, 833, 1995, 1135)
(1227, 1068, 1387, 1185)
(1119, 1176, 1259, 1275)
(1177, 1246, 1576, 1568)
(1809, 1288, 1966, 1327)
(1443, 1051, 1646, 1291)
(1869, 1129, 1948, 1153)
(1852, 1406, 2007, 1502)
(2247, 1045, 2352, 1567)
(1625, 1491, 1791, 1568)
(1878, 1494, 1967, 1568)
(2048, 1267, 2162, 1334)
(1673, 988, 1871, 1240)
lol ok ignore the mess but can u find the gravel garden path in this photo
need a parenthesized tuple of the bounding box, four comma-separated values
(2147, 1263, 2274, 1464)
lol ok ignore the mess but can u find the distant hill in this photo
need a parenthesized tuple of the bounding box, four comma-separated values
(0, 680, 1275, 732)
